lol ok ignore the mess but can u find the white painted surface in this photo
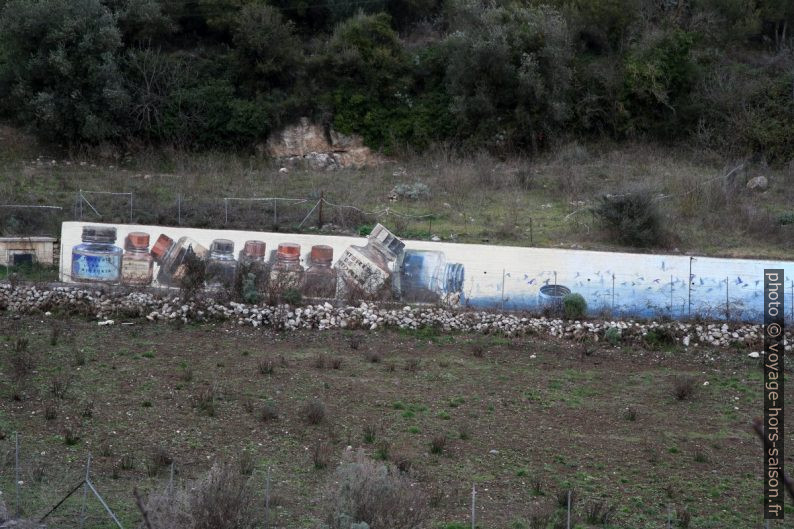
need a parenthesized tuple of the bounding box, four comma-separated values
(59, 221, 794, 321)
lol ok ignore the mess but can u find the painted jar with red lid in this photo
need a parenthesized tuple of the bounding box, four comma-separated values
(269, 242, 304, 295)
(303, 245, 337, 298)
(239, 240, 269, 290)
(121, 231, 154, 285)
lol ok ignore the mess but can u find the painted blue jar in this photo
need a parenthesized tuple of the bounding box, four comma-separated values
(71, 226, 123, 283)
(393, 250, 464, 303)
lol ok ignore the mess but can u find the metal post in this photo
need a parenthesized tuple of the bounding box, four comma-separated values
(79, 453, 92, 528)
(264, 466, 271, 529)
(670, 275, 674, 316)
(15, 432, 20, 517)
(726, 276, 729, 320)
(529, 217, 533, 245)
(168, 461, 175, 496)
(566, 490, 571, 529)
(471, 483, 476, 529)
(177, 194, 182, 225)
(612, 274, 615, 315)
(317, 192, 324, 229)
(224, 198, 228, 224)
(129, 193, 133, 224)
(500, 269, 506, 311)
(428, 219, 432, 238)
(686, 257, 695, 318)
(667, 507, 672, 529)
(86, 480, 124, 529)
(79, 190, 83, 220)
(273, 199, 277, 227)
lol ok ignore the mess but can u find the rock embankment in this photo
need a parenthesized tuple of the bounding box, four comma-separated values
(0, 283, 784, 350)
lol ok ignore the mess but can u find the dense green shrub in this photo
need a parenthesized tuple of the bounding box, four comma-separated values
(620, 29, 699, 138)
(0, 0, 128, 143)
(693, 57, 794, 162)
(563, 293, 587, 319)
(442, 2, 573, 152)
(232, 3, 303, 97)
(594, 189, 665, 247)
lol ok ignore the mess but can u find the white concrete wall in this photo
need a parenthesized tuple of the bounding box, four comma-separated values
(59, 221, 794, 322)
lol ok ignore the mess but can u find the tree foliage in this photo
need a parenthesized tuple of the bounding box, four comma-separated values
(0, 0, 790, 160)
(0, 0, 128, 143)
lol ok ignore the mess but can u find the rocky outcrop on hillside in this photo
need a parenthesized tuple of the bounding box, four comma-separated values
(263, 117, 385, 170)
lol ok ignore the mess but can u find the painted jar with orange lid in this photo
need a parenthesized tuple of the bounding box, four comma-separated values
(121, 231, 154, 285)
(303, 245, 337, 298)
(239, 240, 269, 289)
(269, 242, 304, 293)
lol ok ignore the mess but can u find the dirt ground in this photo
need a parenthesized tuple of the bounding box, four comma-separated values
(0, 315, 790, 528)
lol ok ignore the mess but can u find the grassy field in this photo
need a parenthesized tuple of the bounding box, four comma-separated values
(0, 314, 788, 528)
(2, 124, 794, 260)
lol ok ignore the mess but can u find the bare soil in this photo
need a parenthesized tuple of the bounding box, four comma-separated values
(0, 315, 790, 528)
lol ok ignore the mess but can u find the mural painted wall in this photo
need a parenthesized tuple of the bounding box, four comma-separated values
(59, 221, 794, 322)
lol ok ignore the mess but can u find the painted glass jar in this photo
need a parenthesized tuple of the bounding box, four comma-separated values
(393, 250, 464, 303)
(151, 234, 209, 287)
(335, 224, 404, 297)
(239, 240, 269, 289)
(303, 245, 337, 298)
(121, 232, 154, 286)
(206, 239, 237, 288)
(71, 226, 123, 283)
(269, 242, 304, 293)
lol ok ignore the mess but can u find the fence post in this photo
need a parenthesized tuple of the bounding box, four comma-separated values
(317, 192, 324, 229)
(670, 275, 674, 316)
(168, 461, 175, 496)
(612, 274, 615, 315)
(686, 257, 695, 318)
(79, 453, 92, 529)
(15, 432, 20, 517)
(566, 490, 571, 529)
(264, 466, 271, 529)
(500, 269, 506, 311)
(470, 483, 476, 529)
(529, 217, 533, 245)
(725, 276, 729, 320)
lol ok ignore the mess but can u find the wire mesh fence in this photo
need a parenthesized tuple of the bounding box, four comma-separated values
(0, 433, 279, 529)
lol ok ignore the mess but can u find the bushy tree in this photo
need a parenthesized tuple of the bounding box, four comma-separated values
(693, 56, 794, 162)
(594, 188, 665, 247)
(104, 0, 174, 44)
(318, 13, 411, 148)
(0, 0, 129, 143)
(232, 3, 304, 97)
(620, 29, 699, 137)
(442, 1, 574, 152)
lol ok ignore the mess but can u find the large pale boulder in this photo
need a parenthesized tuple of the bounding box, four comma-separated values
(265, 117, 330, 158)
(264, 118, 384, 170)
(746, 175, 768, 191)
